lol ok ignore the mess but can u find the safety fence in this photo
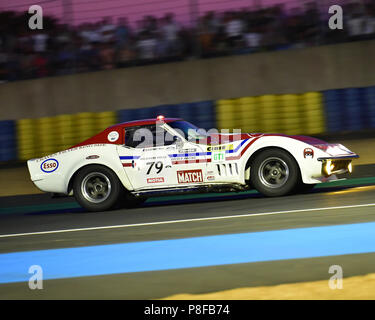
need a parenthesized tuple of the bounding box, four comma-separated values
(1, 85, 375, 162)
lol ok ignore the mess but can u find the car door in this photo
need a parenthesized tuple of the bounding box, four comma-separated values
(117, 124, 172, 190)
(163, 134, 208, 186)
(117, 123, 207, 190)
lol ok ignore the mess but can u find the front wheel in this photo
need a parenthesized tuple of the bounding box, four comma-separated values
(250, 149, 300, 197)
(73, 165, 123, 212)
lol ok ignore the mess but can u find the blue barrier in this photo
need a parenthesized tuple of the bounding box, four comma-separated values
(322, 90, 345, 132)
(117, 109, 138, 123)
(343, 88, 363, 131)
(363, 86, 375, 128)
(0, 120, 17, 161)
(191, 101, 216, 130)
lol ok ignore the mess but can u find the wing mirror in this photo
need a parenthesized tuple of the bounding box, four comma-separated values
(173, 136, 184, 148)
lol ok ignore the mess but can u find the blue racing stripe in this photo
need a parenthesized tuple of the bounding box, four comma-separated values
(119, 156, 140, 160)
(168, 140, 249, 158)
(226, 139, 248, 154)
(1, 221, 375, 283)
(168, 152, 211, 158)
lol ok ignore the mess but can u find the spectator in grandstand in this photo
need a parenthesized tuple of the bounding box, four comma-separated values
(115, 17, 131, 50)
(161, 13, 180, 56)
(136, 30, 157, 60)
(1, 2, 375, 82)
(224, 11, 244, 49)
(99, 17, 116, 43)
(364, 3, 375, 39)
(346, 3, 368, 41)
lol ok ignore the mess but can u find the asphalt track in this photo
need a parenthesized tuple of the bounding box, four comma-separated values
(1, 174, 375, 299)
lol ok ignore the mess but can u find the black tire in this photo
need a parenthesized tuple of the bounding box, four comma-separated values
(250, 149, 300, 197)
(296, 182, 316, 194)
(118, 192, 147, 209)
(73, 165, 124, 212)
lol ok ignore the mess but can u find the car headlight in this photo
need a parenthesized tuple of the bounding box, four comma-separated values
(348, 162, 353, 173)
(325, 160, 335, 175)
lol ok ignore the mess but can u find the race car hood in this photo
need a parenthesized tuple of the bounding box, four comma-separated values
(206, 133, 326, 145)
(207, 133, 357, 158)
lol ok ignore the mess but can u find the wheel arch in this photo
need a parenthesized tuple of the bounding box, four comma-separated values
(245, 146, 303, 181)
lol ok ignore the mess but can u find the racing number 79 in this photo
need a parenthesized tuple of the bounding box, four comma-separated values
(147, 161, 163, 175)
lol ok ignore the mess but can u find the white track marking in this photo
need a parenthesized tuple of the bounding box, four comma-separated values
(1, 203, 375, 238)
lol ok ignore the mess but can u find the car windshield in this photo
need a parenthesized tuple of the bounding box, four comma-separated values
(167, 121, 208, 142)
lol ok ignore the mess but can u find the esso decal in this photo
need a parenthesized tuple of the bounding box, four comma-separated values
(107, 131, 119, 142)
(41, 159, 59, 173)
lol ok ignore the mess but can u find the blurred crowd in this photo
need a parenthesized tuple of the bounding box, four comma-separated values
(1, 1, 375, 82)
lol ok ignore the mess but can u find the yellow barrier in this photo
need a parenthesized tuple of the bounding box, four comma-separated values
(16, 119, 38, 160)
(216, 100, 236, 130)
(301, 92, 326, 134)
(280, 94, 303, 135)
(215, 92, 326, 135)
(237, 97, 258, 133)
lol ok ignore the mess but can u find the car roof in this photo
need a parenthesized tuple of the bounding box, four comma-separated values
(70, 118, 183, 149)
(109, 118, 182, 129)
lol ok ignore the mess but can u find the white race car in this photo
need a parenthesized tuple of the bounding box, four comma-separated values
(27, 116, 359, 211)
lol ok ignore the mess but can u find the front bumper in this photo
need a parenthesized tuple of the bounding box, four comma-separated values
(318, 155, 359, 176)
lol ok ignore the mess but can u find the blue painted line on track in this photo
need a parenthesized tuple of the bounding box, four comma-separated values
(1, 221, 375, 283)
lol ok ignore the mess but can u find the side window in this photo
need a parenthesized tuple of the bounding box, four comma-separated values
(164, 129, 180, 146)
(124, 124, 173, 148)
(124, 127, 139, 148)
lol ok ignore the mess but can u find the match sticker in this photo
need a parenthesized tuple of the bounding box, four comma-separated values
(177, 169, 203, 183)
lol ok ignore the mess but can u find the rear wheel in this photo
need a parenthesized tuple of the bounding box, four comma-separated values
(251, 149, 299, 197)
(73, 165, 124, 212)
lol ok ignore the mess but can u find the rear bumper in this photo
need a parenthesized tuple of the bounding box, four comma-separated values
(27, 159, 67, 194)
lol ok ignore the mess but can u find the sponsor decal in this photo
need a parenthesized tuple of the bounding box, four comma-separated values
(206, 175, 215, 181)
(304, 148, 314, 159)
(40, 158, 59, 173)
(107, 131, 119, 142)
(207, 144, 233, 152)
(86, 155, 99, 160)
(142, 155, 168, 161)
(147, 177, 164, 184)
(36, 144, 107, 162)
(178, 148, 197, 153)
(177, 169, 203, 183)
(212, 151, 225, 163)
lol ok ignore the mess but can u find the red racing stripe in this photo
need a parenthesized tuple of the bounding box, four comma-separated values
(226, 137, 261, 161)
(172, 159, 211, 165)
(122, 163, 132, 167)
